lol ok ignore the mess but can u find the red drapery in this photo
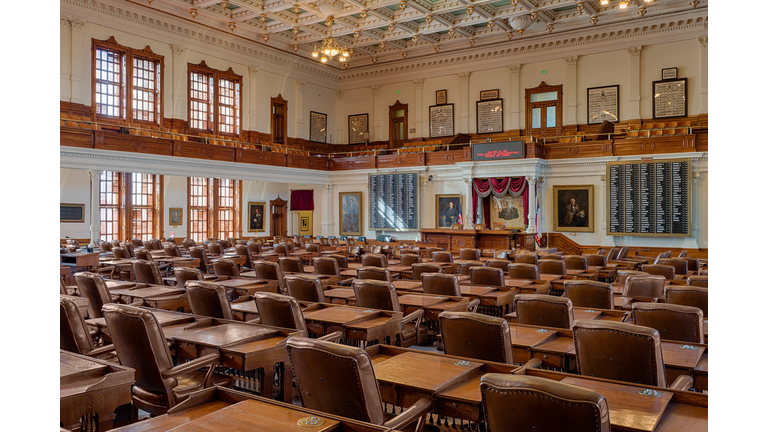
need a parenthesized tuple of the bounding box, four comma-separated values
(290, 190, 314, 211)
(472, 177, 528, 228)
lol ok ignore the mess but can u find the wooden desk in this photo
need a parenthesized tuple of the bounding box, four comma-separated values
(420, 228, 536, 251)
(323, 287, 357, 305)
(60, 252, 100, 271)
(110, 285, 191, 312)
(212, 277, 279, 297)
(60, 350, 134, 431)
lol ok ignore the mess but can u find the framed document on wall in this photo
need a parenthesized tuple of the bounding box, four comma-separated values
(476, 99, 504, 134)
(429, 104, 454, 137)
(653, 78, 687, 119)
(60, 204, 85, 223)
(661, 67, 678, 80)
(480, 89, 499, 100)
(587, 85, 619, 124)
(436, 89, 447, 105)
(309, 111, 327, 143)
(348, 113, 369, 144)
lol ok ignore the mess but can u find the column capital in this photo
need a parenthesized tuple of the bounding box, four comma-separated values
(87, 169, 103, 179)
(565, 56, 579, 67)
(459, 72, 471, 82)
(372, 84, 382, 95)
(72, 17, 87, 31)
(413, 78, 424, 89)
(336, 89, 344, 100)
(296, 79, 305, 90)
(248, 65, 260, 77)
(509, 64, 522, 75)
(698, 36, 708, 49)
(172, 44, 186, 58)
(61, 14, 72, 28)
(627, 45, 642, 59)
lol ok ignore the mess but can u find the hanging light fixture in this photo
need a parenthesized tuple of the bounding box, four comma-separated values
(619, 0, 629, 9)
(508, 15, 532, 35)
(310, 15, 350, 64)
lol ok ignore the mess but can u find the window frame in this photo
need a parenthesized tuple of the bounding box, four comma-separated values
(188, 61, 243, 139)
(187, 177, 241, 241)
(97, 171, 162, 242)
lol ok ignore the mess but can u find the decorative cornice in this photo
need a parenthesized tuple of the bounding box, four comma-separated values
(413, 78, 424, 89)
(72, 17, 87, 30)
(248, 65, 260, 77)
(61, 14, 72, 28)
(336, 90, 344, 100)
(296, 79, 306, 90)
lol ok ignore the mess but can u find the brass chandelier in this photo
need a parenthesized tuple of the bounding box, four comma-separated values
(311, 18, 350, 64)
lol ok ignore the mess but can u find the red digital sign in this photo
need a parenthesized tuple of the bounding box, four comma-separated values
(472, 140, 525, 161)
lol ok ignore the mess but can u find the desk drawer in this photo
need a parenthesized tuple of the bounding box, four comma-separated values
(436, 398, 481, 424)
(512, 347, 531, 364)
(532, 351, 566, 369)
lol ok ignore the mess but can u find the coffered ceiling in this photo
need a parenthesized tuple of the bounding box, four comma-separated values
(134, 0, 707, 69)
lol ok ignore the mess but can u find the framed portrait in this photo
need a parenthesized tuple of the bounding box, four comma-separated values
(553, 185, 594, 232)
(587, 85, 619, 124)
(480, 89, 499, 100)
(60, 204, 85, 223)
(301, 217, 309, 231)
(169, 208, 183, 226)
(429, 104, 454, 137)
(652, 78, 687, 119)
(435, 194, 463, 228)
(490, 195, 525, 230)
(247, 202, 266, 233)
(348, 114, 369, 144)
(339, 192, 363, 236)
(436, 89, 447, 105)
(661, 67, 678, 80)
(309, 111, 327, 144)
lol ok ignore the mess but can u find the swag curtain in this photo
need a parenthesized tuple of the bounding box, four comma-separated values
(472, 177, 528, 228)
(290, 190, 314, 211)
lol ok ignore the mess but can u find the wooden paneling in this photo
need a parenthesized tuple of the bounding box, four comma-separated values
(60, 127, 94, 149)
(477, 231, 515, 250)
(377, 152, 425, 168)
(545, 233, 583, 256)
(239, 148, 288, 166)
(287, 153, 330, 170)
(96, 132, 173, 156)
(543, 140, 614, 159)
(60, 101, 90, 118)
(613, 134, 696, 156)
(695, 132, 707, 152)
(425, 149, 467, 166)
(329, 156, 376, 171)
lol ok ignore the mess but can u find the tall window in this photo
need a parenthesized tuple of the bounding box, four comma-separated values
(131, 173, 155, 241)
(98, 171, 161, 242)
(99, 171, 122, 242)
(188, 177, 241, 242)
(188, 61, 242, 137)
(92, 37, 164, 126)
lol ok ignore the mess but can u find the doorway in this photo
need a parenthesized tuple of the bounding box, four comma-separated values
(389, 101, 408, 147)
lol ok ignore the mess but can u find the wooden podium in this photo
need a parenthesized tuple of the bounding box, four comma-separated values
(420, 229, 536, 252)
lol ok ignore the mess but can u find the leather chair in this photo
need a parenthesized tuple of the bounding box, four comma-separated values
(319, 237, 330, 246)
(677, 250, 688, 257)
(400, 253, 422, 267)
(604, 247, 620, 261)
(121, 243, 136, 258)
(458, 260, 485, 276)
(111, 239, 122, 248)
(438, 311, 513, 363)
(274, 244, 289, 257)
(329, 238, 341, 247)
(278, 256, 305, 274)
(206, 243, 223, 256)
(698, 269, 708, 276)
(361, 253, 387, 268)
(584, 254, 608, 267)
(112, 246, 130, 260)
(370, 245, 383, 255)
(131, 239, 144, 247)
(480, 374, 611, 432)
(136, 249, 171, 277)
(514, 254, 538, 265)
(541, 254, 563, 260)
(346, 237, 357, 246)
(188, 246, 213, 274)
(235, 244, 254, 270)
(132, 260, 164, 285)
(247, 242, 262, 255)
(347, 245, 362, 262)
(508, 263, 539, 280)
(328, 254, 349, 269)
(631, 303, 704, 344)
(572, 320, 693, 390)
(218, 239, 231, 250)
(617, 247, 630, 259)
(212, 259, 240, 277)
(625, 274, 666, 299)
(686, 276, 708, 288)
(422, 273, 462, 297)
(352, 279, 426, 347)
(431, 251, 453, 263)
(285, 337, 431, 431)
(182, 238, 196, 249)
(102, 304, 233, 415)
(469, 266, 505, 287)
(60, 297, 118, 362)
(163, 242, 181, 257)
(252, 260, 287, 294)
(186, 281, 234, 320)
(495, 250, 510, 260)
(564, 280, 614, 310)
(665, 286, 708, 317)
(563, 255, 588, 270)
(426, 247, 443, 258)
(312, 257, 341, 283)
(253, 292, 309, 335)
(459, 248, 481, 261)
(357, 266, 392, 282)
(144, 239, 162, 251)
(75, 272, 127, 318)
(174, 267, 205, 290)
(657, 258, 688, 277)
(412, 263, 443, 281)
(305, 244, 319, 254)
(514, 294, 575, 329)
(285, 275, 326, 303)
(99, 241, 113, 252)
(486, 259, 511, 272)
(641, 264, 675, 280)
(539, 259, 566, 276)
(611, 270, 649, 295)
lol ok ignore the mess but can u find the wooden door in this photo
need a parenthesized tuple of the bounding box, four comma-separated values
(271, 95, 288, 145)
(389, 101, 408, 147)
(525, 82, 562, 143)
(270, 196, 287, 237)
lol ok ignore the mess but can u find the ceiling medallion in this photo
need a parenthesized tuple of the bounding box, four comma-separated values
(190, 8, 198, 19)
(637, 6, 647, 17)
(448, 28, 455, 37)
(360, 10, 369, 20)
(220, 1, 229, 9)
(317, 0, 345, 16)
(530, 11, 538, 23)
(576, 2, 585, 15)
(293, 5, 301, 14)
(371, 57, 377, 64)
(353, 30, 361, 39)
(508, 15, 532, 35)
(425, 15, 433, 25)
(399, 1, 408, 12)
(259, 13, 268, 23)
(487, 20, 495, 31)
(388, 23, 396, 34)
(434, 45, 440, 53)
(379, 41, 386, 49)
(510, 0, 519, 7)
(344, 63, 349, 69)
(506, 32, 513, 41)
(228, 22, 236, 32)
(412, 34, 419, 42)
(293, 26, 300, 36)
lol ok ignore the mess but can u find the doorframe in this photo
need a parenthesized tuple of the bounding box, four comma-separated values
(388, 101, 408, 147)
(525, 82, 563, 140)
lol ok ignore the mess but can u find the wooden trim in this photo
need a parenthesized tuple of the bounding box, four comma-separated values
(389, 101, 408, 147)
(270, 94, 288, 145)
(525, 81, 563, 140)
(188, 61, 243, 139)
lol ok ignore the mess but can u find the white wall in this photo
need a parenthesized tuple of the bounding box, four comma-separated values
(60, 168, 91, 239)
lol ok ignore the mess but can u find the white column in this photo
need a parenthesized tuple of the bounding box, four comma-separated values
(372, 85, 383, 141)
(171, 45, 186, 121)
(565, 56, 579, 125)
(336, 90, 344, 144)
(320, 184, 334, 236)
(627, 46, 642, 120)
(508, 65, 522, 131)
(247, 66, 260, 133)
(60, 15, 71, 102)
(458, 72, 471, 133)
(88, 170, 103, 247)
(413, 79, 424, 138)
(526, 176, 536, 233)
(463, 178, 473, 228)
(70, 17, 87, 106)
(698, 36, 708, 114)
(295, 79, 305, 140)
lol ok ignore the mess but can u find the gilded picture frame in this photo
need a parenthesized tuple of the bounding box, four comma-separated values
(247, 202, 266, 233)
(169, 208, 183, 226)
(553, 185, 594, 232)
(435, 194, 463, 228)
(339, 192, 363, 236)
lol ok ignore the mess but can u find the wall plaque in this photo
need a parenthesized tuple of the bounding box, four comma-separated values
(652, 78, 687, 119)
(476, 99, 504, 134)
(61, 204, 85, 223)
(587, 85, 619, 124)
(348, 113, 369, 144)
(429, 104, 454, 138)
(436, 89, 447, 105)
(309, 111, 327, 143)
(480, 89, 499, 100)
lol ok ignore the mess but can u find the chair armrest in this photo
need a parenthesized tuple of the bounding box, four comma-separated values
(467, 298, 480, 313)
(245, 317, 262, 324)
(337, 278, 353, 286)
(383, 397, 432, 431)
(161, 353, 220, 379)
(403, 309, 425, 325)
(317, 331, 343, 343)
(668, 375, 694, 391)
(513, 358, 543, 374)
(85, 344, 116, 357)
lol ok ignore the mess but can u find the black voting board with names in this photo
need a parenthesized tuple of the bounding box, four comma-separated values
(607, 159, 690, 236)
(369, 172, 419, 230)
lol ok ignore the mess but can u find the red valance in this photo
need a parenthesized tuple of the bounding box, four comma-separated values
(290, 190, 314, 211)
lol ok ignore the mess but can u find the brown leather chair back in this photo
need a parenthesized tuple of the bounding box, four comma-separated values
(421, 273, 461, 297)
(469, 266, 505, 287)
(182, 238, 196, 249)
(60, 297, 95, 354)
(254, 292, 307, 335)
(508, 263, 539, 280)
(615, 270, 648, 289)
(99, 241, 113, 251)
(686, 276, 708, 288)
(218, 239, 231, 249)
(135, 249, 151, 261)
(439, 311, 513, 364)
(458, 260, 485, 276)
(361, 253, 387, 268)
(279, 257, 304, 274)
(401, 253, 422, 267)
(121, 242, 136, 258)
(247, 242, 261, 254)
(605, 247, 620, 261)
(565, 280, 614, 310)
(426, 247, 443, 257)
(480, 374, 611, 432)
(274, 244, 289, 257)
(412, 263, 444, 280)
(431, 251, 453, 263)
(213, 259, 240, 277)
(573, 320, 667, 387)
(486, 259, 510, 272)
(677, 250, 688, 257)
(163, 243, 181, 257)
(357, 266, 392, 282)
(74, 272, 113, 318)
(539, 259, 566, 275)
(186, 281, 233, 320)
(174, 267, 205, 289)
(319, 237, 330, 246)
(625, 274, 666, 299)
(584, 254, 608, 267)
(657, 259, 687, 277)
(698, 269, 708, 276)
(515, 294, 575, 329)
(60, 276, 68, 295)
(188, 246, 210, 273)
(133, 260, 164, 284)
(285, 275, 326, 303)
(563, 255, 588, 270)
(665, 286, 708, 317)
(370, 245, 383, 254)
(208, 243, 224, 255)
(235, 244, 254, 269)
(346, 237, 356, 246)
(352, 279, 400, 312)
(617, 247, 629, 259)
(252, 260, 286, 294)
(541, 254, 563, 260)
(312, 257, 340, 277)
(459, 248, 481, 261)
(285, 337, 386, 425)
(329, 238, 340, 247)
(328, 254, 348, 269)
(514, 254, 538, 265)
(632, 303, 704, 344)
(131, 238, 144, 247)
(111, 239, 122, 248)
(682, 257, 699, 273)
(306, 244, 319, 254)
(112, 246, 129, 259)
